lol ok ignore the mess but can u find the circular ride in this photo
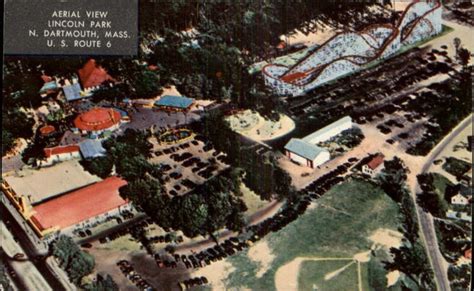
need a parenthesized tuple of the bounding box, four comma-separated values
(158, 129, 193, 144)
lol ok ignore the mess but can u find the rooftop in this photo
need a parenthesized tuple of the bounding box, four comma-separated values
(39, 125, 56, 136)
(366, 153, 385, 170)
(285, 138, 328, 160)
(154, 95, 194, 109)
(39, 81, 58, 94)
(302, 116, 352, 144)
(3, 160, 101, 204)
(79, 139, 106, 159)
(44, 145, 80, 158)
(63, 82, 83, 102)
(78, 59, 114, 89)
(31, 176, 128, 231)
(74, 107, 121, 132)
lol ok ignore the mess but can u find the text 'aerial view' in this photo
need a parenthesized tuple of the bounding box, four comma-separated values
(1, 0, 472, 290)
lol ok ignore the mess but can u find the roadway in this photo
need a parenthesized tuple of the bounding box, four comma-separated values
(1, 221, 52, 291)
(0, 203, 73, 291)
(410, 114, 473, 291)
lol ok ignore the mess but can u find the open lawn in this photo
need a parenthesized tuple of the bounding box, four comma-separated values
(95, 234, 142, 252)
(298, 259, 359, 291)
(240, 183, 268, 218)
(221, 179, 401, 290)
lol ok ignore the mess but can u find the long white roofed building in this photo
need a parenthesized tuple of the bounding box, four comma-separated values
(284, 116, 352, 168)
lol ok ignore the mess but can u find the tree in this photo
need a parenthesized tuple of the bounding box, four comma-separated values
(84, 274, 118, 291)
(453, 37, 461, 53)
(416, 174, 448, 218)
(2, 130, 14, 156)
(46, 109, 65, 123)
(52, 235, 81, 269)
(416, 190, 448, 218)
(132, 68, 163, 99)
(399, 192, 419, 245)
(0, 263, 14, 291)
(385, 242, 435, 289)
(91, 84, 127, 103)
(80, 156, 114, 178)
(457, 47, 471, 70)
(377, 157, 408, 202)
(67, 252, 95, 284)
(52, 235, 95, 285)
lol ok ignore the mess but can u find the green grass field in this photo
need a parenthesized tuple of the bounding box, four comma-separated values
(240, 183, 268, 218)
(223, 178, 401, 290)
(298, 259, 359, 291)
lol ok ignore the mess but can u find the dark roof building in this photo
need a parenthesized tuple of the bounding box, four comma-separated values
(79, 139, 106, 159)
(63, 82, 83, 102)
(154, 95, 194, 111)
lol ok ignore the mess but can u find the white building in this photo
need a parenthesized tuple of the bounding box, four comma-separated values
(43, 145, 81, 166)
(284, 116, 352, 168)
(362, 153, 385, 176)
(263, 0, 443, 96)
(302, 116, 352, 144)
(285, 138, 330, 168)
(451, 193, 469, 205)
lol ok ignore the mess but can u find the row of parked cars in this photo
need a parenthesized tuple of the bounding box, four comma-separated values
(178, 276, 209, 290)
(153, 158, 359, 277)
(116, 260, 154, 291)
(99, 219, 151, 244)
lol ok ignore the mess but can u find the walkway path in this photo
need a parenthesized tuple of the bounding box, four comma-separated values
(174, 199, 283, 254)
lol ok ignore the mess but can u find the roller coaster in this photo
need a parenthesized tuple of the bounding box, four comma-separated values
(263, 0, 443, 96)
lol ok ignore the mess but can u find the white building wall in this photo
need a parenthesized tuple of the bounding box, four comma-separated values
(313, 150, 330, 167)
(287, 149, 330, 168)
(287, 151, 310, 165)
(362, 165, 373, 176)
(43, 203, 133, 243)
(44, 151, 81, 166)
(451, 195, 469, 205)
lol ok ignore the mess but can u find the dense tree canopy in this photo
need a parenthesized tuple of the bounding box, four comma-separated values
(377, 157, 408, 202)
(198, 111, 294, 200)
(84, 274, 119, 291)
(119, 170, 246, 238)
(52, 235, 95, 285)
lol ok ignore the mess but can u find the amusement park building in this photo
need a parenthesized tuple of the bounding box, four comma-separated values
(74, 107, 122, 136)
(263, 0, 443, 96)
(284, 116, 352, 168)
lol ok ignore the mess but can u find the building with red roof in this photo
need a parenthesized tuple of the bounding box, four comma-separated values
(43, 145, 81, 166)
(74, 107, 122, 135)
(39, 125, 56, 136)
(362, 153, 385, 176)
(78, 59, 114, 90)
(464, 248, 472, 260)
(30, 176, 129, 238)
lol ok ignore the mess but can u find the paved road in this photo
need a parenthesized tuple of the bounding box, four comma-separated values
(411, 114, 472, 291)
(0, 203, 70, 291)
(1, 222, 53, 291)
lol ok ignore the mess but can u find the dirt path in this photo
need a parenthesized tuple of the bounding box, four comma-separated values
(174, 199, 283, 254)
(274, 257, 353, 291)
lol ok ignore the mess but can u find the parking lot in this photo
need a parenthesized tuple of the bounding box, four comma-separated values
(149, 133, 229, 196)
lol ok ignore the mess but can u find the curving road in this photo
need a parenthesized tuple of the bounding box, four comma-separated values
(411, 114, 472, 291)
